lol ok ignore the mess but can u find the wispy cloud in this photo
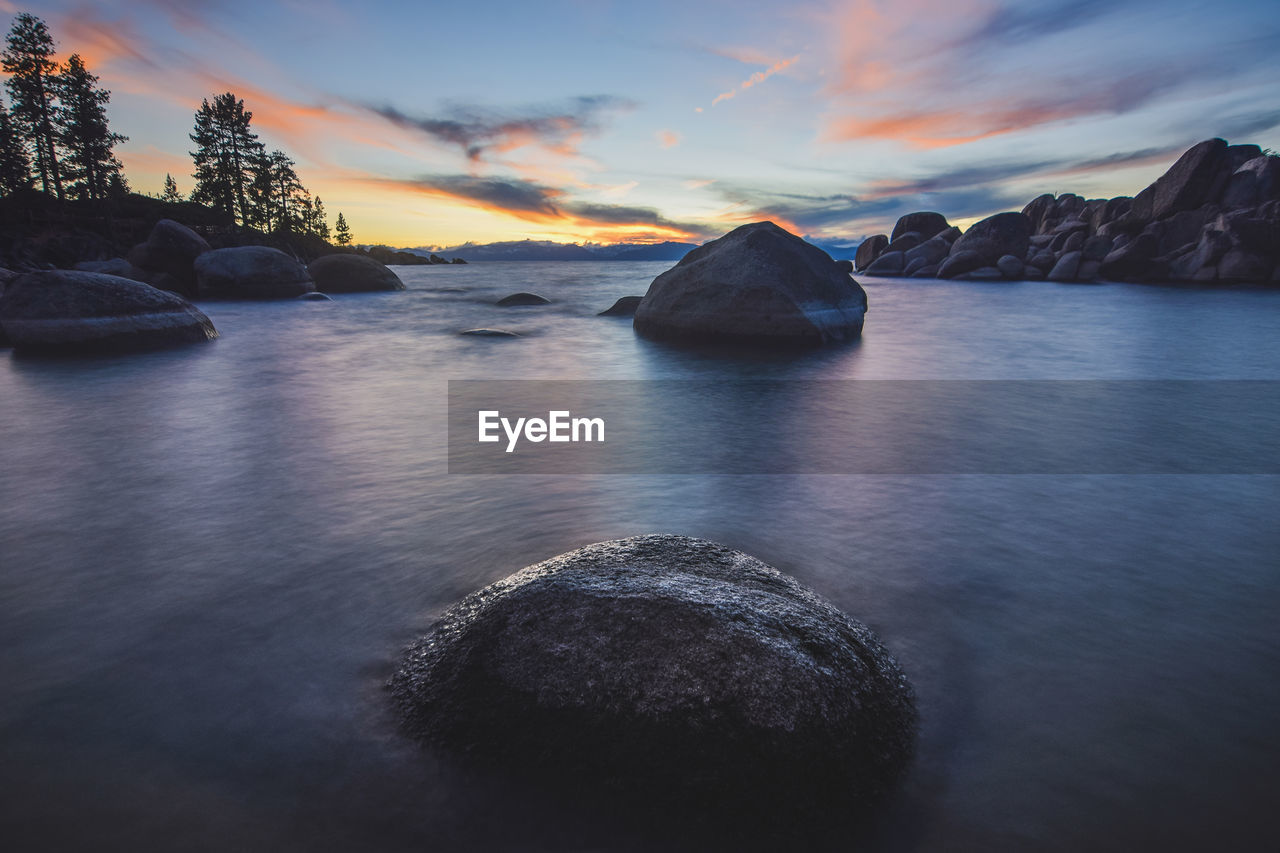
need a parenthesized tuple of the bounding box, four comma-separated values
(366, 96, 635, 163)
(656, 129, 681, 149)
(711, 53, 800, 107)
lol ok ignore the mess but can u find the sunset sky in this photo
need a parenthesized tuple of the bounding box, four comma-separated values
(7, 0, 1280, 247)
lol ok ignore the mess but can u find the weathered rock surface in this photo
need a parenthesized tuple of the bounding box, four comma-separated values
(949, 212, 1032, 268)
(598, 295, 643, 316)
(891, 211, 949, 243)
(194, 246, 314, 299)
(0, 270, 217, 353)
(126, 219, 211, 297)
(854, 234, 888, 271)
(864, 251, 905, 276)
(389, 535, 917, 809)
(496, 292, 551, 306)
(307, 253, 405, 293)
(634, 221, 867, 344)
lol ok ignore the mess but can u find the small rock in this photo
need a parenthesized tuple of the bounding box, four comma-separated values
(865, 251, 905, 276)
(1048, 251, 1083, 282)
(996, 255, 1025, 279)
(854, 234, 888, 271)
(496, 292, 551, 306)
(598, 296, 643, 316)
(461, 328, 520, 337)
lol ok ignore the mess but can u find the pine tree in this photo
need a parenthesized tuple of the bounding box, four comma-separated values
(57, 54, 126, 201)
(2, 13, 63, 199)
(266, 148, 304, 231)
(334, 212, 351, 245)
(190, 93, 263, 225)
(311, 195, 330, 240)
(161, 172, 182, 203)
(0, 95, 31, 195)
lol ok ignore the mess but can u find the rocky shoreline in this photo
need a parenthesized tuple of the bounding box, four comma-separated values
(855, 138, 1280, 285)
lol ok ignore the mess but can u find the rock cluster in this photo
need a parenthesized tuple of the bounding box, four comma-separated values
(857, 138, 1280, 284)
(389, 535, 916, 811)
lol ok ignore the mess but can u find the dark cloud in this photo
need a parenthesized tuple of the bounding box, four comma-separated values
(367, 95, 636, 161)
(402, 175, 559, 216)
(388, 173, 710, 238)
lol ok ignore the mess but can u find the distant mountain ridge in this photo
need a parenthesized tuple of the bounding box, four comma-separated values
(403, 237, 861, 263)
(407, 239, 699, 262)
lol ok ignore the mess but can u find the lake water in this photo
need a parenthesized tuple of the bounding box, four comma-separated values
(2, 262, 1278, 851)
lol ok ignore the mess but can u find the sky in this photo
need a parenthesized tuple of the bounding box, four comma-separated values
(5, 0, 1280, 248)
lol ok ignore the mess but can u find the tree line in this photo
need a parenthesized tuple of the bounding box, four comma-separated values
(0, 13, 126, 200)
(0, 12, 354, 246)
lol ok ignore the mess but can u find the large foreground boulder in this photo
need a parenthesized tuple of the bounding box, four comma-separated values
(389, 535, 916, 812)
(194, 246, 314, 299)
(0, 271, 217, 354)
(633, 222, 867, 344)
(307, 253, 405, 293)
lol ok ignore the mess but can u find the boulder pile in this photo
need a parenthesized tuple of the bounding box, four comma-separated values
(856, 138, 1280, 284)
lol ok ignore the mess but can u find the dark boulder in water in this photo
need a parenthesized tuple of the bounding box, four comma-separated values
(298, 292, 333, 301)
(389, 534, 917, 813)
(194, 246, 314, 299)
(633, 221, 867, 345)
(0, 270, 217, 354)
(598, 295, 643, 316)
(496, 292, 551, 306)
(307, 254, 405, 293)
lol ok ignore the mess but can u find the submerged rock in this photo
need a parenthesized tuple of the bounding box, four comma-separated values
(194, 246, 314, 299)
(298, 292, 333, 301)
(390, 535, 916, 811)
(460, 328, 519, 337)
(307, 253, 405, 293)
(496, 292, 551, 306)
(0, 270, 217, 354)
(598, 295, 643, 316)
(633, 221, 867, 345)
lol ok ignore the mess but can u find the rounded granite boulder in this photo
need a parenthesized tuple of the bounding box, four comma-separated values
(496, 291, 551, 306)
(0, 270, 217, 354)
(194, 246, 314, 299)
(307, 253, 405, 293)
(389, 535, 916, 811)
(633, 222, 868, 345)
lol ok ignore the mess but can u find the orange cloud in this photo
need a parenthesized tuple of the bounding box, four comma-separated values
(710, 53, 801, 108)
(657, 129, 681, 149)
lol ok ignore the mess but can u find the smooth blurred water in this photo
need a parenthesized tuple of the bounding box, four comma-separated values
(1, 263, 1278, 851)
